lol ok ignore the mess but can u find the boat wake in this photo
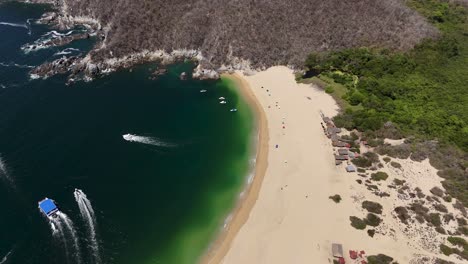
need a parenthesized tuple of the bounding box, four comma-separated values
(0, 21, 28, 29)
(0, 62, 35, 69)
(122, 134, 175, 147)
(74, 189, 101, 264)
(50, 212, 82, 264)
(0, 249, 12, 264)
(0, 19, 32, 35)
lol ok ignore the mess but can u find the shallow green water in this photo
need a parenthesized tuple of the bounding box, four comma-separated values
(0, 2, 254, 264)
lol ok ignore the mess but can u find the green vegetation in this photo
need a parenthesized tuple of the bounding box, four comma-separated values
(393, 178, 406, 186)
(304, 0, 468, 206)
(350, 216, 367, 230)
(371, 171, 389, 181)
(383, 157, 391, 163)
(390, 161, 402, 169)
(362, 201, 383, 214)
(447, 236, 468, 250)
(365, 213, 382, 227)
(440, 238, 468, 260)
(329, 194, 342, 203)
(427, 213, 442, 226)
(430, 186, 445, 197)
(440, 244, 454, 256)
(367, 254, 394, 264)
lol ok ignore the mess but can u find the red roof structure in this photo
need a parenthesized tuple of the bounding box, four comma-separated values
(349, 250, 358, 259)
(338, 257, 346, 264)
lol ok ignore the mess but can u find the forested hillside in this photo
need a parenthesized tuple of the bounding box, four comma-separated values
(303, 0, 468, 205)
(45, 0, 436, 69)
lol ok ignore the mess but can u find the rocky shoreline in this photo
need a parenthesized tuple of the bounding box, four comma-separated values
(24, 3, 236, 83)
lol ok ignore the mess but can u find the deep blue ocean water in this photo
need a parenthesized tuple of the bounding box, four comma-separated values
(0, 2, 254, 264)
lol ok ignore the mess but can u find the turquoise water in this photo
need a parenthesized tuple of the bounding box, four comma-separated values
(0, 2, 254, 264)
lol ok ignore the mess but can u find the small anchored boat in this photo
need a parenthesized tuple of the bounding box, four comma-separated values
(220, 101, 227, 104)
(219, 97, 225, 100)
(230, 108, 238, 112)
(200, 89, 207, 93)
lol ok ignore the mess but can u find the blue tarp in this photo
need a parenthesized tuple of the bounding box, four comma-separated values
(39, 198, 58, 216)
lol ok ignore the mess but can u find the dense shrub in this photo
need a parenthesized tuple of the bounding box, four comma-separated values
(427, 213, 442, 226)
(362, 201, 383, 214)
(329, 194, 342, 203)
(352, 157, 373, 168)
(447, 236, 468, 250)
(350, 216, 367, 230)
(394, 206, 410, 224)
(393, 178, 406, 186)
(390, 161, 402, 169)
(430, 187, 445, 197)
(365, 213, 382, 227)
(434, 203, 448, 213)
(440, 244, 454, 256)
(367, 254, 394, 264)
(371, 172, 389, 181)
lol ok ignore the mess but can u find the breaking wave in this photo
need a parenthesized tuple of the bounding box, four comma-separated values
(21, 29, 84, 54)
(122, 134, 176, 147)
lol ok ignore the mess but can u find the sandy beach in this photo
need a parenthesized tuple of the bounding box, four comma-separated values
(203, 66, 465, 264)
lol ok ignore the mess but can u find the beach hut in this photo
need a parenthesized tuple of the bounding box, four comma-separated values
(335, 155, 348, 161)
(332, 243, 344, 258)
(333, 141, 349, 148)
(338, 149, 348, 155)
(348, 151, 356, 159)
(323, 117, 332, 124)
(346, 165, 356, 172)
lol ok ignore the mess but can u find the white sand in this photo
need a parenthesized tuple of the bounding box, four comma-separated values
(203, 66, 464, 264)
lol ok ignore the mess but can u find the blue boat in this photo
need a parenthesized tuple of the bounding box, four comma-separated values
(38, 198, 59, 217)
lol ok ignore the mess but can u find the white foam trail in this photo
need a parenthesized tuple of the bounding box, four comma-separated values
(0, 250, 12, 264)
(56, 212, 82, 264)
(50, 217, 71, 264)
(21, 30, 75, 54)
(0, 62, 35, 69)
(123, 134, 176, 147)
(0, 155, 13, 184)
(0, 22, 28, 29)
(74, 189, 101, 264)
(26, 19, 32, 35)
(54, 48, 80, 56)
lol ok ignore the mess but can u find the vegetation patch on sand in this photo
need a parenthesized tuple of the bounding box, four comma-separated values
(350, 216, 367, 230)
(303, 0, 468, 206)
(329, 194, 342, 203)
(371, 171, 389, 181)
(367, 254, 395, 264)
(362, 201, 383, 214)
